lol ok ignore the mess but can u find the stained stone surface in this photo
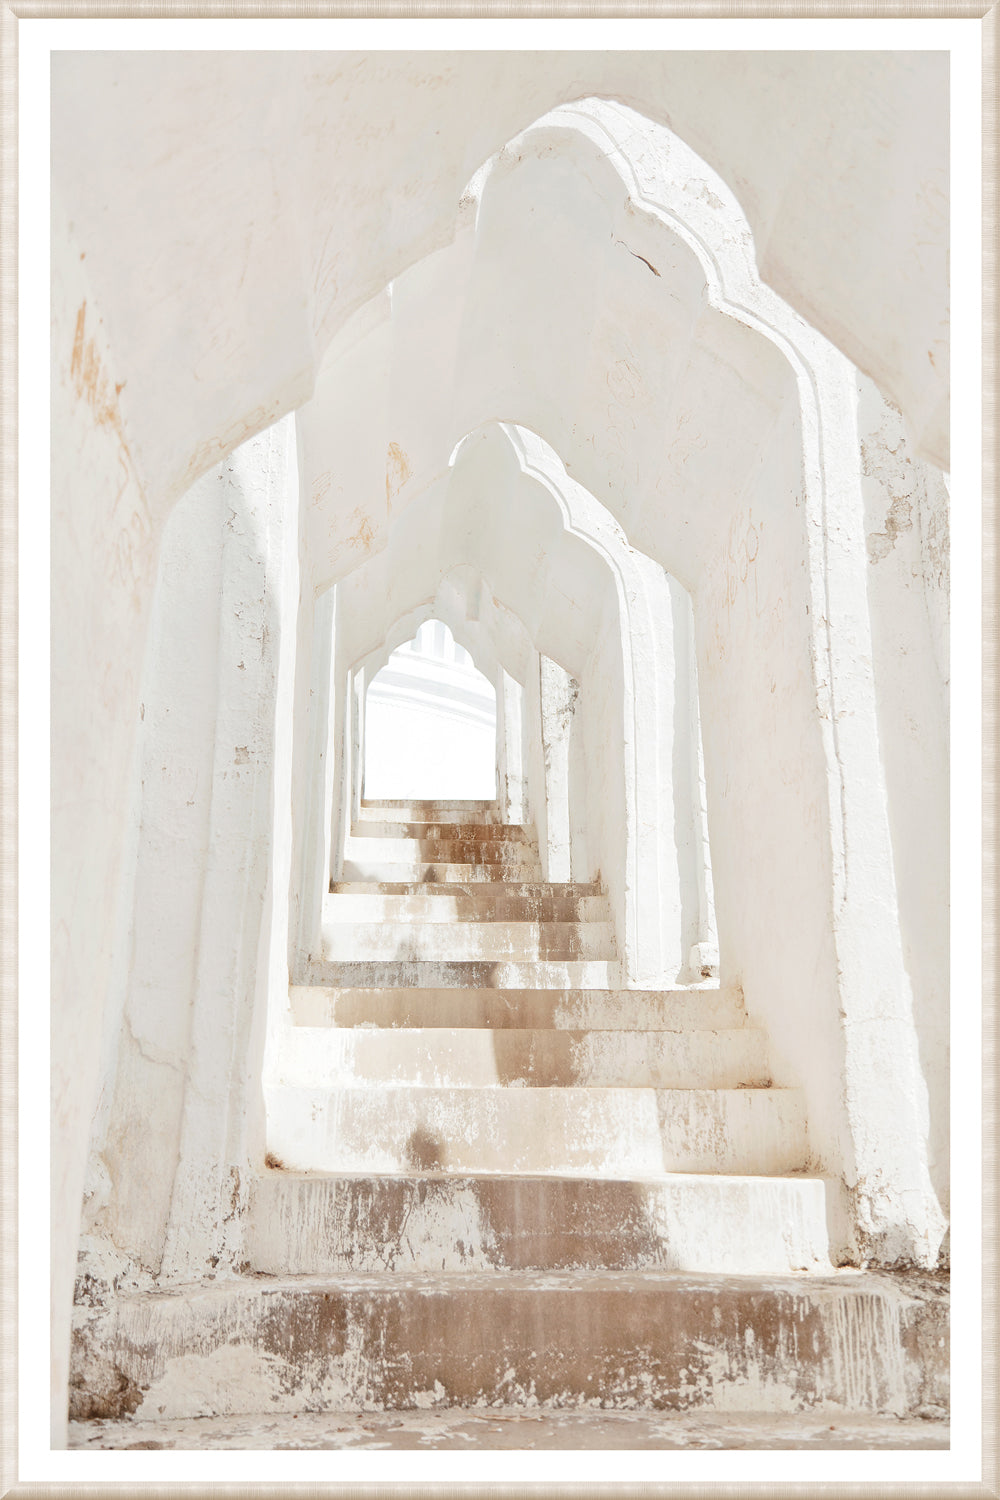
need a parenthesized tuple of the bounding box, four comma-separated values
(70, 1269, 948, 1425)
(68, 1408, 949, 1451)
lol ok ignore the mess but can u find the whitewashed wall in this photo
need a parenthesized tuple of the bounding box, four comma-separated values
(856, 375, 950, 1220)
(78, 420, 301, 1298)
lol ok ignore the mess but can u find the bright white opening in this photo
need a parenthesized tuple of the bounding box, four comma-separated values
(363, 621, 497, 800)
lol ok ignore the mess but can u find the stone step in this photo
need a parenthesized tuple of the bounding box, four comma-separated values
(271, 1027, 769, 1090)
(330, 880, 603, 899)
(264, 1084, 808, 1175)
(298, 959, 622, 988)
(360, 799, 500, 822)
(351, 820, 535, 843)
(324, 890, 611, 922)
(345, 835, 543, 865)
(65, 1409, 952, 1451)
(69, 1269, 948, 1421)
(289, 985, 744, 1031)
(317, 921, 616, 963)
(245, 1171, 832, 1275)
(340, 860, 545, 884)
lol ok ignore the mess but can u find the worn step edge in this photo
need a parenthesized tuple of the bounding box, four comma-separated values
(244, 1170, 832, 1275)
(361, 799, 499, 811)
(330, 881, 604, 898)
(298, 960, 624, 988)
(345, 837, 542, 862)
(64, 1409, 952, 1450)
(271, 1027, 771, 1090)
(69, 1269, 949, 1422)
(289, 986, 743, 1031)
(351, 822, 536, 841)
(265, 1084, 809, 1176)
(340, 863, 545, 884)
(323, 894, 612, 922)
(317, 921, 617, 963)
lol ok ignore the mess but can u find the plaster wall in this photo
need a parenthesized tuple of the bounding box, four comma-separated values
(82, 419, 301, 1296)
(299, 302, 394, 585)
(287, 586, 337, 970)
(351, 672, 366, 825)
(53, 50, 949, 485)
(695, 394, 844, 1141)
(290, 111, 821, 1002)
(51, 225, 160, 1442)
(439, 120, 796, 590)
(693, 369, 944, 1263)
(520, 649, 548, 872)
(85, 477, 226, 1277)
(496, 668, 527, 824)
(575, 597, 629, 963)
(669, 584, 719, 978)
(566, 675, 593, 884)
(327, 636, 351, 888)
(163, 417, 301, 1281)
(856, 376, 950, 1215)
(538, 655, 576, 883)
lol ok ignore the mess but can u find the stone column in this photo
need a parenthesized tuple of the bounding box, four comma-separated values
(538, 656, 576, 882)
(495, 667, 526, 822)
(288, 585, 338, 967)
(82, 416, 301, 1288)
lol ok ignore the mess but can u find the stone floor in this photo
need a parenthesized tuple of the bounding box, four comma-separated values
(68, 1409, 949, 1451)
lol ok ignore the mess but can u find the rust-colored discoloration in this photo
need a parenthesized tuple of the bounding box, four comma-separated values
(68, 302, 154, 600)
(346, 510, 376, 553)
(254, 1176, 668, 1274)
(256, 1288, 349, 1382)
(312, 469, 336, 506)
(71, 302, 128, 446)
(385, 442, 411, 504)
(180, 399, 287, 495)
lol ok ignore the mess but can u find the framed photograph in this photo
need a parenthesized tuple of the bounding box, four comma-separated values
(3, 8, 992, 1494)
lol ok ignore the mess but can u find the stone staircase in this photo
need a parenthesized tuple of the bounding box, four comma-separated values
(69, 800, 949, 1437)
(265, 798, 817, 1198)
